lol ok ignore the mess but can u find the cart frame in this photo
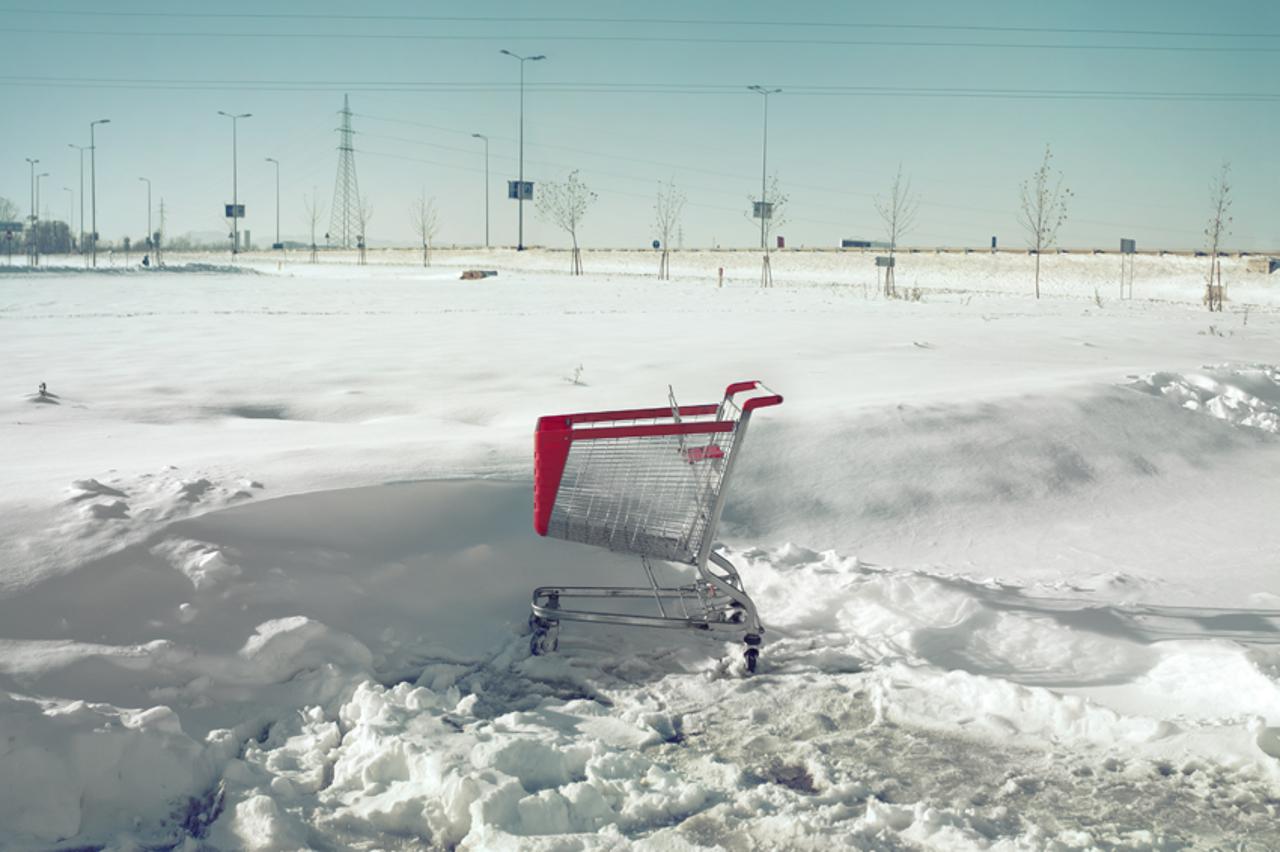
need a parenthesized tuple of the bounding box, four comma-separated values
(530, 380, 783, 671)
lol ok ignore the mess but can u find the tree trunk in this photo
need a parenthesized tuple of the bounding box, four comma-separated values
(1034, 248, 1041, 299)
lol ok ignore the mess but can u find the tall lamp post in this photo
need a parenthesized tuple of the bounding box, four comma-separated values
(68, 143, 88, 253)
(35, 172, 49, 265)
(470, 133, 490, 249)
(264, 157, 280, 249)
(138, 177, 151, 253)
(63, 187, 73, 253)
(90, 118, 110, 267)
(499, 49, 545, 251)
(218, 111, 252, 256)
(24, 158, 37, 265)
(747, 85, 781, 250)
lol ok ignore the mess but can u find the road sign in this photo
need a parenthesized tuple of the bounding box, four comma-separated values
(652, 239, 660, 249)
(1120, 238, 1136, 254)
(507, 180, 533, 200)
(752, 201, 773, 219)
(0, 221, 23, 233)
(875, 256, 895, 268)
(225, 204, 245, 218)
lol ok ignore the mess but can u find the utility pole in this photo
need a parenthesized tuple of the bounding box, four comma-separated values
(90, 118, 110, 267)
(500, 49, 545, 251)
(157, 198, 166, 266)
(265, 157, 280, 248)
(218, 111, 252, 256)
(747, 86, 781, 250)
(25, 158, 37, 265)
(471, 133, 490, 249)
(63, 187, 73, 252)
(35, 172, 49, 265)
(138, 177, 151, 255)
(68, 144, 87, 254)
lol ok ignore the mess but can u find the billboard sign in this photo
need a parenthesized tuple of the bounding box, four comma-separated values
(875, 255, 895, 268)
(1120, 238, 1136, 254)
(507, 180, 533, 200)
(225, 204, 245, 218)
(752, 201, 773, 219)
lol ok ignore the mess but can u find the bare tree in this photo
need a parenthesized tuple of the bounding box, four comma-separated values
(653, 179, 685, 280)
(1203, 162, 1232, 312)
(0, 196, 17, 223)
(302, 189, 325, 264)
(746, 175, 788, 286)
(356, 196, 373, 265)
(411, 190, 439, 267)
(1017, 145, 1072, 299)
(874, 164, 920, 298)
(536, 170, 597, 275)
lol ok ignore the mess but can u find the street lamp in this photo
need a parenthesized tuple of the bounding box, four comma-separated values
(747, 86, 781, 250)
(63, 187, 73, 252)
(68, 143, 88, 253)
(500, 49, 545, 251)
(138, 177, 151, 252)
(218, 111, 252, 256)
(264, 157, 280, 249)
(470, 133, 490, 249)
(90, 118, 110, 268)
(24, 158, 38, 264)
(35, 172, 49, 265)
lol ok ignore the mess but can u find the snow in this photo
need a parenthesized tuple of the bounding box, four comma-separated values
(2, 249, 1280, 848)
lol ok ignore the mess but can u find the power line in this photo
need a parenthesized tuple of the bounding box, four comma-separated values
(4, 27, 1278, 52)
(2, 75, 1275, 102)
(4, 8, 1276, 39)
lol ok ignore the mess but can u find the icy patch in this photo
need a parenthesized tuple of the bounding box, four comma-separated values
(1129, 364, 1280, 434)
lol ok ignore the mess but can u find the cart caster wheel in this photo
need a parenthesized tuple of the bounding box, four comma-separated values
(727, 602, 745, 624)
(529, 618, 559, 656)
(744, 647, 759, 674)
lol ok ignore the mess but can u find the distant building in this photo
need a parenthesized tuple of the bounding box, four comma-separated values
(841, 238, 892, 249)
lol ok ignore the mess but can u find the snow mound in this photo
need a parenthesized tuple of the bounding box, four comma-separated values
(1129, 364, 1280, 434)
(0, 691, 221, 848)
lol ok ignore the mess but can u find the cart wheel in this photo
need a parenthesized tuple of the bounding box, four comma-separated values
(727, 602, 745, 624)
(744, 647, 759, 674)
(529, 618, 559, 656)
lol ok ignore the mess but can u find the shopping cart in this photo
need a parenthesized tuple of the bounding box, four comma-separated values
(530, 380, 783, 672)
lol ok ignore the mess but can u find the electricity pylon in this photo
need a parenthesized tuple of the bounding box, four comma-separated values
(328, 94, 361, 249)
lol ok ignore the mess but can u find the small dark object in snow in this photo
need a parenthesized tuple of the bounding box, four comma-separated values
(31, 381, 60, 404)
(460, 269, 498, 280)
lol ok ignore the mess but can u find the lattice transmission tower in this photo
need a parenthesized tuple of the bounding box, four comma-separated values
(329, 94, 361, 249)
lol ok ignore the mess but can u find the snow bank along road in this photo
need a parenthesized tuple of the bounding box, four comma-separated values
(2, 255, 1280, 849)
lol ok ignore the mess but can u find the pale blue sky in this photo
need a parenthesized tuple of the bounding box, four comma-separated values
(2, 0, 1277, 250)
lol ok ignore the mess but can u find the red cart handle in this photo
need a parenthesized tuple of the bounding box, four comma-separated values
(723, 380, 784, 412)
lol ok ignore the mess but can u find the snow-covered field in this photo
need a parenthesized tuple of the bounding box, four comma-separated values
(2, 250, 1279, 849)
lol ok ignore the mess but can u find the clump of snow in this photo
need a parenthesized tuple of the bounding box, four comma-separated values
(0, 692, 220, 848)
(1129, 365, 1280, 433)
(152, 539, 242, 591)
